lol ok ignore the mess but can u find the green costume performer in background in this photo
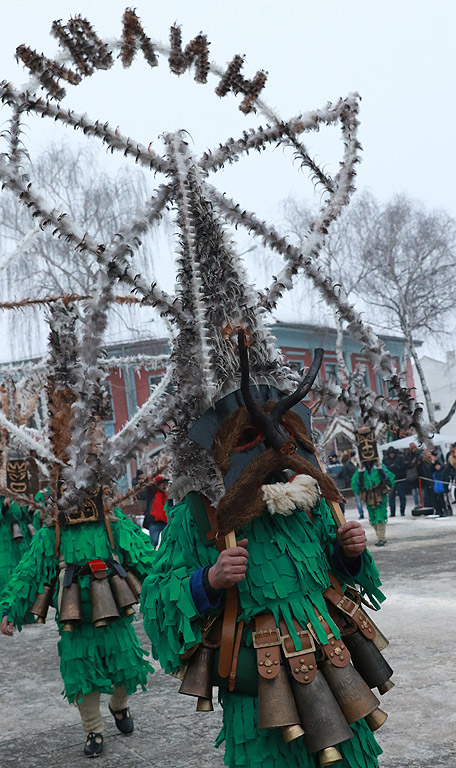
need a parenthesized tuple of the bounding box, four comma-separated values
(1, 509, 155, 755)
(0, 497, 35, 595)
(351, 466, 394, 547)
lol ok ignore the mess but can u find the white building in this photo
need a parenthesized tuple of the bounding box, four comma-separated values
(412, 352, 456, 434)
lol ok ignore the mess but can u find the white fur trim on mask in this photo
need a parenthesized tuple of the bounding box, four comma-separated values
(261, 474, 320, 516)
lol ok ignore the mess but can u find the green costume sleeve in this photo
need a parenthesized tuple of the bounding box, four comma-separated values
(112, 508, 156, 579)
(141, 493, 219, 674)
(319, 497, 386, 609)
(0, 526, 57, 630)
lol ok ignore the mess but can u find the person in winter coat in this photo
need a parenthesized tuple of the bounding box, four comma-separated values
(432, 461, 451, 516)
(383, 448, 407, 517)
(419, 449, 436, 509)
(403, 443, 421, 507)
(326, 453, 346, 514)
(143, 475, 168, 547)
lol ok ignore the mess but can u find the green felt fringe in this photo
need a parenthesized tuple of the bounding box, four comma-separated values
(1, 509, 155, 700)
(351, 468, 394, 528)
(0, 498, 34, 595)
(217, 690, 382, 768)
(142, 492, 385, 671)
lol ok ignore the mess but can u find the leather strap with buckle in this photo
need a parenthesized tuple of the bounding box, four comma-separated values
(324, 584, 376, 641)
(279, 618, 316, 684)
(253, 615, 282, 680)
(312, 608, 350, 667)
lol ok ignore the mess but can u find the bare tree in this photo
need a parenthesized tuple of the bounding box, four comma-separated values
(0, 143, 165, 354)
(351, 194, 456, 429)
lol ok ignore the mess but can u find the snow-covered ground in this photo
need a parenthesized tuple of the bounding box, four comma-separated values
(0, 500, 455, 766)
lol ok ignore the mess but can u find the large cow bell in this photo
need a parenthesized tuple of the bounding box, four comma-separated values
(59, 581, 83, 632)
(30, 582, 54, 623)
(290, 670, 352, 754)
(343, 630, 394, 694)
(110, 574, 137, 617)
(91, 575, 120, 628)
(179, 645, 214, 712)
(320, 660, 380, 724)
(257, 663, 304, 743)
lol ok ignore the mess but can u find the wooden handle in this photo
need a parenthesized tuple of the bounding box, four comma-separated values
(225, 530, 236, 549)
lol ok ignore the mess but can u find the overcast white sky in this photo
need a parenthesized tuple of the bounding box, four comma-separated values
(0, 0, 455, 360)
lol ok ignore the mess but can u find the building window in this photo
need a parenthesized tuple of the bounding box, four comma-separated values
(325, 362, 340, 386)
(149, 374, 162, 393)
(434, 403, 441, 411)
(103, 381, 115, 423)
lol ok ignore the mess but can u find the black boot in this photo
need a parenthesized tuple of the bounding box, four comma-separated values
(84, 732, 103, 758)
(109, 705, 134, 735)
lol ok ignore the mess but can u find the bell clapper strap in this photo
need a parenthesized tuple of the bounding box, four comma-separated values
(229, 619, 245, 692)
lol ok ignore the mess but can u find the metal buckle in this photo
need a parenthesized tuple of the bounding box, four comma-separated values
(337, 596, 358, 618)
(252, 627, 281, 649)
(281, 629, 316, 658)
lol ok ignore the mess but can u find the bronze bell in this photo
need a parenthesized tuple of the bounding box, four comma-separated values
(378, 680, 395, 695)
(11, 522, 23, 541)
(91, 576, 120, 628)
(343, 630, 394, 693)
(320, 746, 344, 765)
(320, 660, 380, 724)
(365, 613, 389, 651)
(125, 570, 142, 601)
(291, 670, 353, 754)
(179, 645, 214, 711)
(257, 663, 304, 742)
(30, 583, 54, 623)
(59, 582, 83, 632)
(27, 523, 37, 537)
(365, 707, 388, 731)
(110, 574, 137, 617)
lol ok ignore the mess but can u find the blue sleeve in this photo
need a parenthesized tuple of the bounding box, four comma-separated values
(189, 567, 222, 614)
(332, 541, 362, 577)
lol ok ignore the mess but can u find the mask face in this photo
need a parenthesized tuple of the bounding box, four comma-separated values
(57, 485, 105, 525)
(6, 459, 29, 494)
(188, 384, 319, 489)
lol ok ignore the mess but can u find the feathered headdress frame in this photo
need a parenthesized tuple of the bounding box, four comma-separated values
(0, 10, 427, 504)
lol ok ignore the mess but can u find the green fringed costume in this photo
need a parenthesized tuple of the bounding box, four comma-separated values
(351, 467, 394, 526)
(0, 497, 34, 596)
(0, 510, 155, 704)
(142, 491, 385, 768)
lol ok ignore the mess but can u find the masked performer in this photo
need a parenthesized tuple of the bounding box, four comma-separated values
(350, 431, 394, 548)
(0, 497, 35, 596)
(0, 303, 155, 759)
(142, 331, 394, 768)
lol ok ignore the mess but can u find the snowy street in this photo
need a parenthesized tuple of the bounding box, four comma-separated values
(1, 500, 455, 767)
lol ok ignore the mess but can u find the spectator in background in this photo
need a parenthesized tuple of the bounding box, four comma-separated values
(404, 443, 421, 507)
(446, 443, 456, 480)
(326, 452, 345, 514)
(383, 447, 407, 517)
(143, 475, 168, 547)
(419, 449, 436, 509)
(432, 460, 451, 516)
(342, 451, 365, 519)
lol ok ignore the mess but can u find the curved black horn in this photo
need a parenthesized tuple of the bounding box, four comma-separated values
(238, 330, 285, 451)
(271, 347, 324, 427)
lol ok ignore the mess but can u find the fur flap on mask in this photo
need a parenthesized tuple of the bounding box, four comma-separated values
(262, 474, 320, 516)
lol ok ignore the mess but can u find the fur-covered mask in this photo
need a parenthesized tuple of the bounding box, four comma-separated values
(188, 385, 342, 534)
